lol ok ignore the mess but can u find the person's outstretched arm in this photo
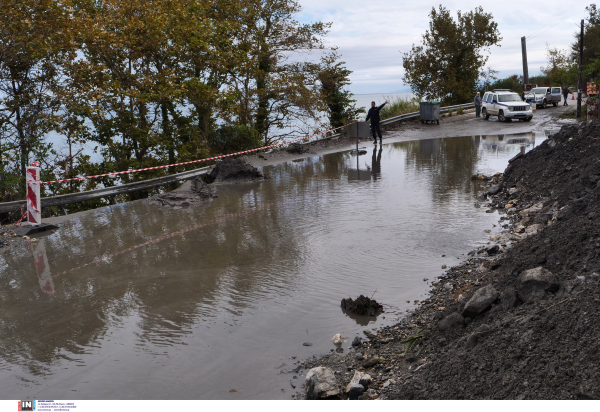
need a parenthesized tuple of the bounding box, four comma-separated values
(378, 101, 388, 110)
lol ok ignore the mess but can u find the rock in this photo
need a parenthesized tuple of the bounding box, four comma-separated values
(303, 342, 313, 346)
(499, 287, 519, 309)
(346, 371, 372, 396)
(487, 184, 502, 195)
(351, 336, 362, 347)
(346, 383, 364, 400)
(305, 367, 340, 399)
(486, 244, 500, 255)
(438, 312, 464, 332)
(461, 285, 499, 318)
(382, 379, 392, 389)
(363, 357, 380, 368)
(332, 333, 344, 346)
(517, 267, 560, 303)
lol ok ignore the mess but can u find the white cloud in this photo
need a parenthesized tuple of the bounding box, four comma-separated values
(297, 0, 592, 94)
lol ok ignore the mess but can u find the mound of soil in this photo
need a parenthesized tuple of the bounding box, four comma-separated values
(149, 177, 215, 208)
(207, 157, 268, 184)
(286, 143, 309, 155)
(341, 295, 384, 316)
(300, 120, 600, 400)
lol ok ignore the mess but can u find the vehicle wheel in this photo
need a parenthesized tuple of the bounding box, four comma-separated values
(498, 110, 506, 122)
(482, 108, 490, 120)
(420, 120, 424, 124)
(541, 99, 547, 109)
(436, 120, 440, 125)
(552, 102, 558, 107)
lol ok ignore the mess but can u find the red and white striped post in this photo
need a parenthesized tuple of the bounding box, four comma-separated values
(26, 162, 42, 225)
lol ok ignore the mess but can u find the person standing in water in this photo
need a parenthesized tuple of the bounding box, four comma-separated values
(366, 100, 388, 144)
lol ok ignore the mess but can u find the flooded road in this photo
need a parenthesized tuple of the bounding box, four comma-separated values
(0, 133, 544, 400)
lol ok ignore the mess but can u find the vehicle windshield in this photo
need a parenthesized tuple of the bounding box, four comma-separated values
(498, 94, 522, 102)
(531, 88, 547, 94)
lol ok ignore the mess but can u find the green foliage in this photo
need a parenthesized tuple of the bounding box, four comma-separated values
(378, 96, 420, 120)
(207, 125, 263, 155)
(573, 4, 600, 83)
(402, 6, 501, 105)
(457, 107, 464, 115)
(541, 44, 578, 87)
(318, 57, 364, 129)
(0, 0, 340, 216)
(487, 74, 523, 92)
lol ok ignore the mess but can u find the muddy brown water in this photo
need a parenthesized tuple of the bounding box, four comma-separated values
(0, 133, 545, 400)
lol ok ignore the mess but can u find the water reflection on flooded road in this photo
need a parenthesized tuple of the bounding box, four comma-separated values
(0, 133, 542, 399)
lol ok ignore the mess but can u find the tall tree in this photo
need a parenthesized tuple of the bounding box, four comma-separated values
(0, 0, 74, 200)
(318, 54, 364, 129)
(221, 0, 332, 144)
(402, 6, 501, 104)
(541, 44, 578, 87)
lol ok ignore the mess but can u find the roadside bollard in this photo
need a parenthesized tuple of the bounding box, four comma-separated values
(26, 162, 41, 225)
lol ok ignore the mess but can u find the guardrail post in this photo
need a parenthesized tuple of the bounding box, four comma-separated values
(26, 162, 42, 226)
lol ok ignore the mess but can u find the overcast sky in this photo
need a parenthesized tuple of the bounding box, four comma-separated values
(297, 0, 593, 94)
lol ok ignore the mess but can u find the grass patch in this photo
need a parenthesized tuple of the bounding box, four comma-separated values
(457, 107, 464, 115)
(560, 104, 587, 120)
(378, 96, 420, 121)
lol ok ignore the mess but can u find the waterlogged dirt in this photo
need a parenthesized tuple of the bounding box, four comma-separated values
(299, 119, 600, 400)
(149, 177, 215, 208)
(206, 157, 268, 184)
(341, 296, 384, 317)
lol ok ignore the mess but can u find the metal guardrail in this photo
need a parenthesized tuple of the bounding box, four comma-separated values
(307, 102, 476, 143)
(380, 102, 475, 126)
(1, 102, 476, 216)
(0, 166, 211, 214)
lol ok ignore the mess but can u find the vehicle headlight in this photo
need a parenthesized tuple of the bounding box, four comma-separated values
(508, 107, 514, 111)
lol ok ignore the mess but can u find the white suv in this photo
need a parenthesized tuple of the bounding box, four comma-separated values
(481, 90, 533, 122)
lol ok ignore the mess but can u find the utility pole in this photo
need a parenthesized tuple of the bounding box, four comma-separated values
(521, 37, 529, 87)
(577, 19, 583, 119)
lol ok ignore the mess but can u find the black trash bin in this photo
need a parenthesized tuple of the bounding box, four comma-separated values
(419, 101, 440, 124)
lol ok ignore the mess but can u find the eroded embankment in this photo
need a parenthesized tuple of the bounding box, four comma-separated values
(300, 119, 600, 400)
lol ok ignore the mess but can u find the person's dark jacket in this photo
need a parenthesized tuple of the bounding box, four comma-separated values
(366, 103, 387, 124)
(562, 87, 569, 97)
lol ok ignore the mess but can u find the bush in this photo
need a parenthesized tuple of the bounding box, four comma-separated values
(207, 125, 263, 155)
(378, 96, 420, 121)
(457, 107, 464, 115)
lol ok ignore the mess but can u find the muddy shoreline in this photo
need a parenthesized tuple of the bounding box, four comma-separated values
(295, 118, 600, 400)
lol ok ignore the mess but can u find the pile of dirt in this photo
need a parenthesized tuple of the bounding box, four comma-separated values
(286, 143, 310, 155)
(206, 157, 268, 184)
(341, 295, 384, 316)
(299, 119, 600, 400)
(149, 177, 215, 208)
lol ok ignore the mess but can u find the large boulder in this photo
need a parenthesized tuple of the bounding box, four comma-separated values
(516, 267, 560, 303)
(305, 367, 339, 400)
(461, 285, 499, 318)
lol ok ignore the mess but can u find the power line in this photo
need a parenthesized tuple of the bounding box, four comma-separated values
(526, 5, 588, 42)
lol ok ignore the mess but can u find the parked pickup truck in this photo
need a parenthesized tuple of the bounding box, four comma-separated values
(524, 87, 562, 108)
